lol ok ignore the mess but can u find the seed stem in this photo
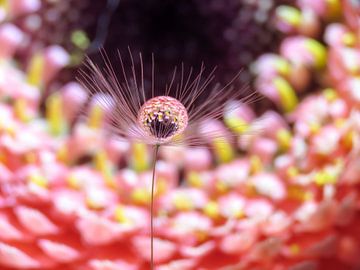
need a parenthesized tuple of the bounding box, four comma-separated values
(150, 144, 160, 270)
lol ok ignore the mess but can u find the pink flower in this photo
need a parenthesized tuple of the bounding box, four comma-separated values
(1, 1, 360, 270)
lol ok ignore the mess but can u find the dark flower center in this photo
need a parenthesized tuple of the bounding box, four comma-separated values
(102, 0, 229, 77)
(144, 111, 179, 139)
(138, 96, 188, 142)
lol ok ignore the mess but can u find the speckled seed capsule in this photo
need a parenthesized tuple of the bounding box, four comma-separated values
(138, 96, 188, 143)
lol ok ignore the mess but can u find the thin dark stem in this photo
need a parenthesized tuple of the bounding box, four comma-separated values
(150, 144, 160, 270)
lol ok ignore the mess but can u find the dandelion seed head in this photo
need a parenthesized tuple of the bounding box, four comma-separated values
(138, 96, 188, 144)
(79, 50, 257, 147)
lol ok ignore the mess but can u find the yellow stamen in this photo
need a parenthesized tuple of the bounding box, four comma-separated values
(309, 121, 321, 134)
(103, 173, 116, 189)
(131, 188, 151, 205)
(88, 104, 104, 129)
(28, 174, 47, 188)
(45, 92, 65, 135)
(215, 181, 228, 194)
(56, 145, 68, 164)
(224, 117, 249, 134)
(93, 150, 116, 188)
(273, 77, 298, 113)
(94, 150, 108, 172)
(287, 166, 299, 179)
(187, 171, 203, 188)
(323, 88, 338, 102)
(156, 177, 168, 196)
(231, 208, 245, 219)
(213, 138, 234, 163)
(314, 170, 337, 186)
(66, 174, 79, 189)
(173, 194, 193, 211)
(0, 0, 9, 11)
(114, 205, 132, 225)
(131, 143, 149, 172)
(304, 39, 327, 69)
(250, 155, 263, 174)
(203, 201, 220, 219)
(86, 196, 104, 210)
(14, 98, 30, 122)
(276, 128, 292, 151)
(342, 32, 356, 47)
(4, 125, 15, 137)
(342, 130, 354, 150)
(27, 53, 44, 87)
(276, 6, 302, 27)
(288, 185, 313, 201)
(275, 58, 291, 76)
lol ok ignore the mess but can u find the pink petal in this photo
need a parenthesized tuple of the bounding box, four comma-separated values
(251, 173, 287, 201)
(262, 211, 292, 236)
(89, 259, 138, 270)
(180, 241, 215, 258)
(0, 24, 24, 58)
(218, 193, 246, 218)
(38, 239, 80, 263)
(53, 190, 85, 217)
(210, 219, 236, 237)
(132, 236, 177, 264)
(43, 45, 70, 84)
(10, 0, 41, 16)
(0, 163, 13, 183)
(157, 259, 197, 270)
(220, 231, 257, 255)
(15, 206, 58, 235)
(184, 147, 212, 171)
(245, 199, 274, 220)
(250, 138, 278, 164)
(60, 82, 88, 122)
(77, 213, 129, 245)
(0, 243, 40, 268)
(248, 237, 282, 260)
(0, 214, 24, 240)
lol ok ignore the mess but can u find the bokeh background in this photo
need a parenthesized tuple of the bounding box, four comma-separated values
(0, 0, 360, 269)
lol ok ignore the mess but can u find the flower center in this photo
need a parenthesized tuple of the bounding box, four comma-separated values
(138, 96, 188, 142)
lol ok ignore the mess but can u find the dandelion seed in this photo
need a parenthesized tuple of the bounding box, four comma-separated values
(78, 49, 257, 270)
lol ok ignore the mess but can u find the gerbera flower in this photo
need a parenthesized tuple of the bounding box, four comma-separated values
(79, 50, 255, 269)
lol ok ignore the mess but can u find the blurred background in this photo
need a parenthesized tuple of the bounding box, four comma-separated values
(0, 0, 360, 269)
